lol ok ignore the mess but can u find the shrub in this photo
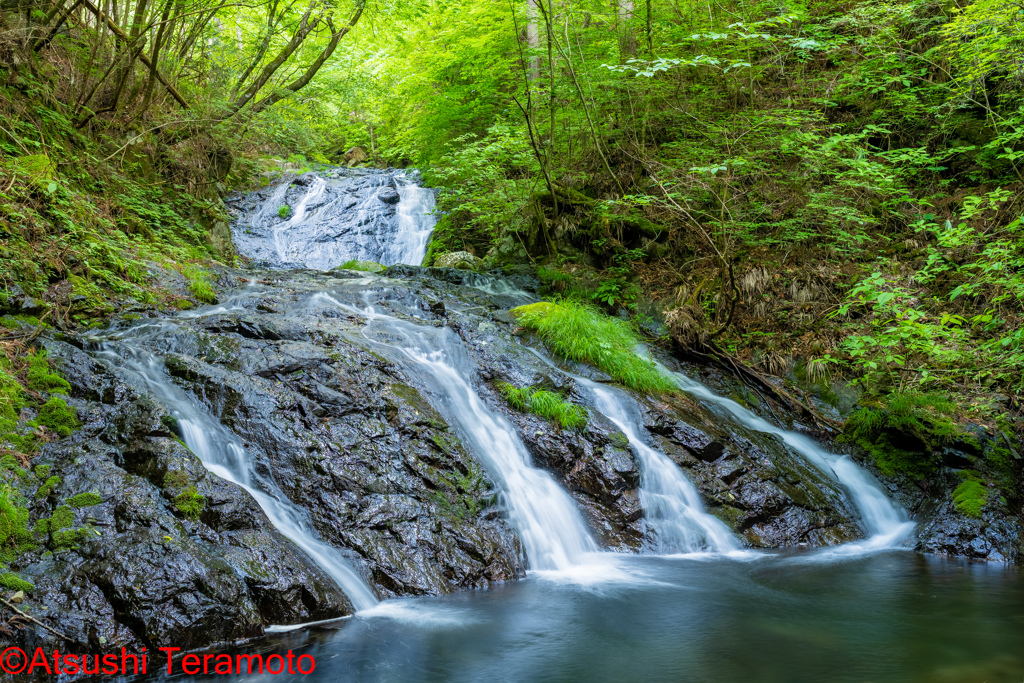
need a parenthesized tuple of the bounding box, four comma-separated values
(510, 301, 675, 394)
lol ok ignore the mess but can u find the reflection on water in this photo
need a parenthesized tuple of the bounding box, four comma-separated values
(156, 553, 1023, 683)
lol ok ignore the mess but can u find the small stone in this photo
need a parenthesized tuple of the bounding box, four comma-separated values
(10, 591, 24, 604)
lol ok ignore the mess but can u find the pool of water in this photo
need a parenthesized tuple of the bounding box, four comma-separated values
(159, 551, 1023, 683)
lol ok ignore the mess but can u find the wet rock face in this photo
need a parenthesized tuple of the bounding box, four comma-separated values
(160, 338, 525, 597)
(226, 168, 431, 270)
(17, 340, 352, 651)
(908, 472, 1022, 563)
(638, 395, 862, 548)
(8, 264, 959, 654)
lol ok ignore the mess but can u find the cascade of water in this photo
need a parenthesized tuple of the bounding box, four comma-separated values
(585, 382, 740, 554)
(91, 339, 380, 611)
(385, 175, 436, 266)
(274, 176, 327, 263)
(669, 370, 914, 549)
(322, 296, 599, 571)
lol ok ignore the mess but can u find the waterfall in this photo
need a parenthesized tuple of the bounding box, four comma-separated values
(325, 297, 599, 572)
(274, 176, 327, 263)
(385, 176, 436, 266)
(231, 169, 435, 271)
(669, 370, 914, 549)
(91, 338, 380, 611)
(586, 383, 740, 554)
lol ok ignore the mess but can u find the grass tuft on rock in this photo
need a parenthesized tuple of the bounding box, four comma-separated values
(0, 572, 34, 593)
(510, 301, 674, 394)
(184, 266, 217, 304)
(496, 381, 587, 429)
(337, 259, 385, 272)
(174, 485, 206, 520)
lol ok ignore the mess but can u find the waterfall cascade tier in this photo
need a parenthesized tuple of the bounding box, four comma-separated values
(668, 369, 914, 549)
(90, 324, 380, 611)
(228, 168, 436, 270)
(586, 382, 740, 554)
(324, 295, 599, 572)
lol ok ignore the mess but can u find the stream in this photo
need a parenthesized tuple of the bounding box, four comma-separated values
(83, 168, 1023, 682)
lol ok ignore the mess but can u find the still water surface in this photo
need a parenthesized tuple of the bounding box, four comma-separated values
(159, 551, 1023, 683)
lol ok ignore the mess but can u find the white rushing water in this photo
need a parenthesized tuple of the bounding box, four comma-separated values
(587, 383, 740, 554)
(669, 370, 914, 550)
(236, 169, 436, 270)
(385, 177, 436, 266)
(93, 341, 380, 611)
(323, 296, 599, 572)
(274, 176, 327, 263)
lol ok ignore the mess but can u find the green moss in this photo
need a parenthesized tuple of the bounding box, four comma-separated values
(842, 391, 965, 478)
(337, 259, 385, 272)
(510, 301, 675, 394)
(183, 266, 217, 304)
(33, 464, 51, 480)
(173, 485, 206, 520)
(67, 492, 102, 508)
(37, 396, 79, 437)
(34, 475, 61, 499)
(26, 350, 70, 394)
(495, 381, 588, 430)
(277, 205, 291, 219)
(0, 572, 34, 592)
(608, 431, 630, 449)
(952, 471, 989, 518)
(0, 485, 36, 564)
(163, 469, 190, 490)
(51, 528, 88, 549)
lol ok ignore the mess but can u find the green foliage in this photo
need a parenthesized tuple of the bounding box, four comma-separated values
(952, 470, 989, 519)
(37, 396, 79, 438)
(277, 205, 291, 219)
(511, 301, 675, 394)
(0, 485, 35, 564)
(35, 476, 61, 499)
(843, 391, 966, 478)
(67, 492, 102, 508)
(173, 485, 206, 521)
(495, 382, 588, 430)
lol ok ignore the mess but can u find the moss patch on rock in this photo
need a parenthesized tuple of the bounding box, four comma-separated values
(952, 471, 989, 518)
